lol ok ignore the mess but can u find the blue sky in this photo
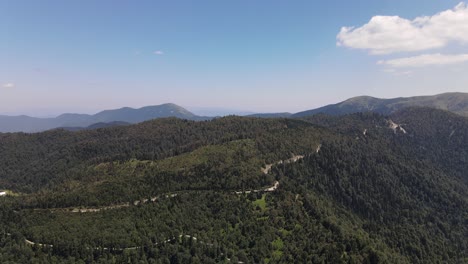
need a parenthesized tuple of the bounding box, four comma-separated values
(1, 0, 467, 116)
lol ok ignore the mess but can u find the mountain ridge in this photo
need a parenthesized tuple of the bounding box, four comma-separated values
(293, 92, 468, 117)
(2, 92, 468, 133)
(0, 103, 210, 133)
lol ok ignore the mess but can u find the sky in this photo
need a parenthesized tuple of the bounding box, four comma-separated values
(1, 0, 468, 116)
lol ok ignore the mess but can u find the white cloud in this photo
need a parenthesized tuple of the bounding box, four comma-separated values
(378, 53, 468, 68)
(2, 83, 15, 88)
(337, 2, 468, 54)
(153, 50, 164, 55)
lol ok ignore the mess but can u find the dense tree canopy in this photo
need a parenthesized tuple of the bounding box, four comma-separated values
(0, 108, 467, 263)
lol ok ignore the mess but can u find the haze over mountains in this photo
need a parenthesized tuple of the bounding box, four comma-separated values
(293, 92, 468, 117)
(1, 92, 467, 133)
(0, 103, 209, 133)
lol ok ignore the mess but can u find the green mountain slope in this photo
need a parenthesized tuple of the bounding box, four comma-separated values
(0, 109, 467, 263)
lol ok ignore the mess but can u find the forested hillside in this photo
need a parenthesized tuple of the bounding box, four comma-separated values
(0, 109, 467, 263)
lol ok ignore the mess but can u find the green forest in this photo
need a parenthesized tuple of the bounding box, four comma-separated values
(0, 107, 467, 263)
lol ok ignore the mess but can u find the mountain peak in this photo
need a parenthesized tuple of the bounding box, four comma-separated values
(293, 92, 468, 118)
(0, 103, 208, 133)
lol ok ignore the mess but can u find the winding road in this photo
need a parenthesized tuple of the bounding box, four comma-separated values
(19, 153, 313, 254)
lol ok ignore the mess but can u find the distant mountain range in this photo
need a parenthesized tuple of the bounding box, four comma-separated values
(293, 92, 468, 117)
(0, 103, 210, 133)
(60, 121, 131, 132)
(1, 92, 468, 133)
(247, 112, 292, 118)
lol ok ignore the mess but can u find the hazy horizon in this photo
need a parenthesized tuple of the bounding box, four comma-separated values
(2, 1, 468, 116)
(1, 91, 466, 118)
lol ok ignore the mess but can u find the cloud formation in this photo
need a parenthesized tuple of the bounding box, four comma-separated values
(2, 83, 15, 88)
(378, 53, 468, 68)
(337, 3, 468, 54)
(153, 50, 164, 55)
